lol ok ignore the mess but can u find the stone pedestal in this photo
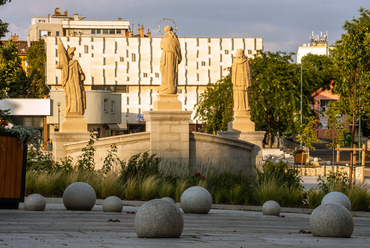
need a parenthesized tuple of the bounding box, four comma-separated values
(228, 110, 255, 131)
(50, 131, 90, 162)
(153, 94, 182, 111)
(61, 115, 88, 132)
(143, 109, 192, 170)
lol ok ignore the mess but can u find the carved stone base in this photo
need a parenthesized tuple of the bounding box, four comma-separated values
(228, 114, 255, 131)
(153, 94, 182, 111)
(61, 115, 88, 132)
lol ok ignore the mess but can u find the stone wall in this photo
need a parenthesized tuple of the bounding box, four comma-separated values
(61, 131, 255, 175)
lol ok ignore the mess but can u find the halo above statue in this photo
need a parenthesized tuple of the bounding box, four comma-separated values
(158, 18, 177, 36)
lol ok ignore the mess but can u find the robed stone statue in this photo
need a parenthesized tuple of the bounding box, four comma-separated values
(56, 38, 86, 116)
(158, 26, 182, 94)
(231, 49, 252, 112)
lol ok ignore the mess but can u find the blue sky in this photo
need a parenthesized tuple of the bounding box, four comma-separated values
(1, 0, 369, 55)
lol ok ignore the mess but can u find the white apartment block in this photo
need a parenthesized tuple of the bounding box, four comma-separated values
(45, 36, 263, 131)
(297, 31, 332, 64)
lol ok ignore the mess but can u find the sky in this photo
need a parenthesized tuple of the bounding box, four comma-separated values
(1, 0, 369, 56)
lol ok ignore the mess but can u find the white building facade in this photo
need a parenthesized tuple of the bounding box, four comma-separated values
(45, 36, 263, 131)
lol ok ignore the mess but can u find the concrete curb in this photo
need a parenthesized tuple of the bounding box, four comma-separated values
(44, 197, 370, 217)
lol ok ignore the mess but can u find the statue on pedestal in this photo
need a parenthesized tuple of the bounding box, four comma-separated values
(158, 26, 182, 94)
(56, 38, 86, 116)
(231, 49, 252, 112)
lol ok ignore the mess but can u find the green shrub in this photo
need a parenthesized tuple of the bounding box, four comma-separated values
(281, 185, 303, 207)
(256, 160, 301, 189)
(158, 180, 174, 198)
(225, 185, 244, 205)
(253, 178, 283, 205)
(138, 175, 160, 201)
(175, 179, 188, 202)
(306, 188, 325, 208)
(345, 186, 370, 211)
(124, 177, 139, 200)
(118, 151, 161, 183)
(318, 171, 349, 193)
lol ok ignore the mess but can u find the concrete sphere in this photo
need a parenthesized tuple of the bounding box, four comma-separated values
(180, 186, 212, 214)
(161, 197, 176, 205)
(63, 182, 96, 210)
(262, 200, 281, 216)
(24, 193, 46, 211)
(322, 191, 351, 211)
(103, 196, 123, 212)
(135, 199, 184, 238)
(310, 203, 354, 237)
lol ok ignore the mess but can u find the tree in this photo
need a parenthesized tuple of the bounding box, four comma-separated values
(296, 116, 321, 150)
(194, 73, 233, 134)
(324, 102, 347, 171)
(333, 8, 370, 184)
(0, 40, 29, 97)
(249, 51, 302, 148)
(27, 39, 49, 98)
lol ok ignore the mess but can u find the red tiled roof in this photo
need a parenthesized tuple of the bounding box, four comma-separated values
(0, 40, 28, 56)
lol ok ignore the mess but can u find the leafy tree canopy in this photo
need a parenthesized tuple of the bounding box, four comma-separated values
(194, 73, 233, 134)
(27, 39, 49, 98)
(0, 40, 29, 97)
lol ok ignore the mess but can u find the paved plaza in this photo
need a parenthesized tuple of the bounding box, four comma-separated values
(1, 199, 370, 248)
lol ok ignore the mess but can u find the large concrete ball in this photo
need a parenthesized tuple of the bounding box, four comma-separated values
(161, 197, 176, 205)
(262, 200, 281, 216)
(321, 191, 351, 211)
(180, 186, 212, 214)
(63, 182, 96, 210)
(103, 196, 123, 212)
(310, 203, 354, 237)
(135, 199, 184, 238)
(24, 193, 46, 211)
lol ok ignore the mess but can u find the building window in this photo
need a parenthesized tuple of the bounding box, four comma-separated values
(248, 50, 252, 54)
(109, 29, 115, 34)
(103, 29, 108, 34)
(104, 99, 108, 112)
(97, 29, 101, 34)
(120, 57, 124, 62)
(143, 73, 148, 77)
(201, 61, 206, 66)
(91, 29, 96, 34)
(56, 31, 60, 36)
(84, 45, 88, 53)
(132, 53, 136, 62)
(155, 73, 159, 77)
(127, 77, 130, 81)
(225, 50, 229, 54)
(103, 57, 106, 65)
(111, 101, 115, 113)
(116, 29, 122, 34)
(38, 20, 45, 23)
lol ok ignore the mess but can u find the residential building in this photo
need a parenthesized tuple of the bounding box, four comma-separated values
(297, 31, 331, 63)
(28, 7, 131, 45)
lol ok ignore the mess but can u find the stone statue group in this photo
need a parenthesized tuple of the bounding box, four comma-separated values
(57, 26, 252, 117)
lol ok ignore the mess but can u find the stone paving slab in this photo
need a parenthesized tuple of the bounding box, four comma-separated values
(0, 202, 370, 248)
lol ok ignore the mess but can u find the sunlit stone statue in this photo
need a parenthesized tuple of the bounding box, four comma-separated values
(56, 38, 86, 116)
(158, 26, 182, 94)
(231, 49, 252, 113)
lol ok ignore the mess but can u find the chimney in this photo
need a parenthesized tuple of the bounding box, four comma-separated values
(10, 34, 19, 41)
(74, 13, 79, 21)
(64, 10, 68, 16)
(126, 27, 132, 37)
(147, 29, 151, 38)
(140, 25, 145, 38)
(118, 18, 122, 21)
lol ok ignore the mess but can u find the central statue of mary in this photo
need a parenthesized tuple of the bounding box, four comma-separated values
(158, 26, 182, 94)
